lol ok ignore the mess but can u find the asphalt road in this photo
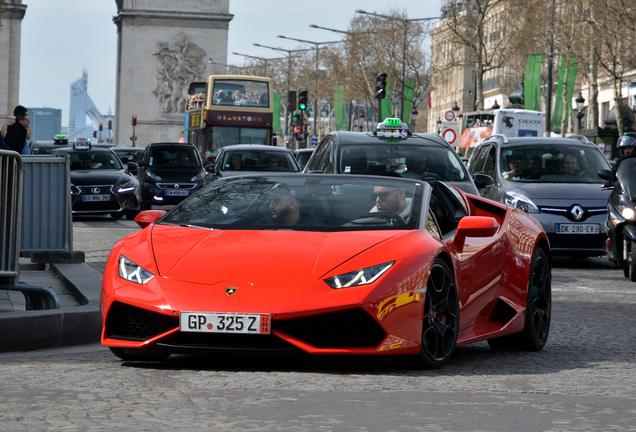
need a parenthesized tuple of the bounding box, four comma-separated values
(0, 216, 634, 431)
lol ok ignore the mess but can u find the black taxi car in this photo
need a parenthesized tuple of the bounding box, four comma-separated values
(303, 118, 480, 196)
(51, 142, 140, 219)
(137, 142, 208, 210)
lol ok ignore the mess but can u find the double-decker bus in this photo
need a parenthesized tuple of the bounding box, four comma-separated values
(185, 75, 275, 162)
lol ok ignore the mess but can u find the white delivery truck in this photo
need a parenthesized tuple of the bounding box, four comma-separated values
(457, 109, 544, 158)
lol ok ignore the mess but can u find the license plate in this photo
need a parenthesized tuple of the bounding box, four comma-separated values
(180, 312, 271, 334)
(166, 190, 189, 196)
(82, 194, 110, 202)
(555, 223, 600, 234)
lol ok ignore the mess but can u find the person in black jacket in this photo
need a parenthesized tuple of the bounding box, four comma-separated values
(610, 132, 636, 182)
(4, 113, 29, 153)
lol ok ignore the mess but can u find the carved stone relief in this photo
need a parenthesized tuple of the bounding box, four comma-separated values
(153, 32, 207, 114)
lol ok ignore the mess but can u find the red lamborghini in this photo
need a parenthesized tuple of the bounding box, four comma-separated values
(101, 174, 551, 369)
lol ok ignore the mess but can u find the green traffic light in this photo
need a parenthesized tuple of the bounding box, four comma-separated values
(299, 103, 306, 110)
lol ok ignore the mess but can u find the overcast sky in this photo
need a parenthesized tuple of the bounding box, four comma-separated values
(18, 0, 441, 126)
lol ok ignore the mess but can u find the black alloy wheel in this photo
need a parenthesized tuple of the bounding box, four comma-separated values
(415, 258, 459, 369)
(488, 247, 551, 351)
(629, 240, 636, 282)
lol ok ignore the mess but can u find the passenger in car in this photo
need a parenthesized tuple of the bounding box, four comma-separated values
(370, 185, 412, 221)
(525, 155, 543, 179)
(262, 186, 323, 226)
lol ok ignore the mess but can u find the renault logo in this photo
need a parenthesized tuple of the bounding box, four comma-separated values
(91, 188, 101, 194)
(174, 184, 180, 189)
(571, 205, 584, 221)
(225, 287, 237, 296)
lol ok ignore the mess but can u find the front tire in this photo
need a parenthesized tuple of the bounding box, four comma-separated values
(415, 259, 459, 369)
(629, 241, 636, 282)
(488, 247, 551, 351)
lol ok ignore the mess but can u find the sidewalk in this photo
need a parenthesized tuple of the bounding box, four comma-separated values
(0, 259, 104, 352)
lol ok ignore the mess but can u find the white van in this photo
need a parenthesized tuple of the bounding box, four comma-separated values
(457, 109, 544, 158)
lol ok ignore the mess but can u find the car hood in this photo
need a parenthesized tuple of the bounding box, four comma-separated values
(145, 167, 203, 182)
(70, 170, 132, 185)
(505, 181, 610, 205)
(149, 225, 408, 285)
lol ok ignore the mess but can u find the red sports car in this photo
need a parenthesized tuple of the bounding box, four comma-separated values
(101, 174, 551, 369)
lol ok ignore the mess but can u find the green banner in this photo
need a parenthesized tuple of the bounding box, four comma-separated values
(402, 80, 415, 123)
(524, 55, 542, 111)
(273, 93, 282, 136)
(551, 57, 578, 132)
(334, 85, 347, 131)
(380, 80, 392, 121)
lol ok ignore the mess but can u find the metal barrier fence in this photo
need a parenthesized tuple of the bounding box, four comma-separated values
(0, 150, 59, 310)
(0, 150, 23, 284)
(20, 155, 73, 254)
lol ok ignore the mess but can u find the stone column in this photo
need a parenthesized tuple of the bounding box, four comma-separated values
(113, 0, 232, 146)
(0, 0, 27, 122)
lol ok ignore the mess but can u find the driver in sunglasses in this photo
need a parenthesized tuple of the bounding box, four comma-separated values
(369, 185, 411, 221)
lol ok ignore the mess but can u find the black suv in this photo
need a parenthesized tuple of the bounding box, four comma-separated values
(137, 143, 209, 210)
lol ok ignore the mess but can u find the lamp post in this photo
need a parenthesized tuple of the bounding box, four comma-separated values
(355, 10, 439, 121)
(436, 118, 442, 135)
(253, 43, 313, 143)
(277, 35, 342, 138)
(575, 92, 586, 133)
(491, 100, 500, 110)
(231, 52, 284, 77)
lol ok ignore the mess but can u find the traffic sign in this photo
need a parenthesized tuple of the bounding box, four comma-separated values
(441, 121, 458, 145)
(311, 138, 318, 147)
(444, 110, 456, 122)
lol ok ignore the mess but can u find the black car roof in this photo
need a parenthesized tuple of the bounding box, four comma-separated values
(147, 142, 196, 147)
(221, 145, 293, 153)
(52, 146, 116, 154)
(111, 146, 144, 151)
(330, 131, 454, 148)
(484, 136, 597, 149)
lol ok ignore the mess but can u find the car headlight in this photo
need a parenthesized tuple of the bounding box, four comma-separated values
(147, 172, 162, 182)
(503, 191, 540, 214)
(117, 180, 137, 193)
(191, 172, 206, 182)
(119, 256, 155, 284)
(70, 183, 80, 195)
(324, 262, 394, 289)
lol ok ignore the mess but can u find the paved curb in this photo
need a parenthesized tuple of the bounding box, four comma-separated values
(0, 263, 103, 353)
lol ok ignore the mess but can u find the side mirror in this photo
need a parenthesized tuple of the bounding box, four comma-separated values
(598, 169, 611, 181)
(137, 160, 145, 168)
(454, 216, 500, 252)
(134, 210, 167, 228)
(127, 161, 138, 172)
(473, 172, 494, 189)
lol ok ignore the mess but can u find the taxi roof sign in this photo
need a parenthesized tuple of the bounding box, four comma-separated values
(374, 118, 410, 141)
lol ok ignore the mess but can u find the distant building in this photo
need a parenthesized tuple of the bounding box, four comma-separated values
(27, 107, 62, 142)
(68, 70, 112, 140)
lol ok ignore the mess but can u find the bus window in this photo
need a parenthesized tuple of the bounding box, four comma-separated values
(211, 79, 270, 108)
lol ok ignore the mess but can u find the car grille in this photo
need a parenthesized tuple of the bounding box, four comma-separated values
(157, 332, 299, 353)
(106, 302, 179, 341)
(547, 232, 607, 250)
(272, 308, 387, 348)
(74, 185, 120, 212)
(156, 183, 197, 190)
(539, 205, 606, 222)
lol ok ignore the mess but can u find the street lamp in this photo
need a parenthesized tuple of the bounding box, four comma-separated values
(575, 92, 586, 132)
(436, 118, 442, 135)
(277, 35, 342, 138)
(452, 101, 460, 114)
(253, 43, 313, 143)
(231, 52, 284, 76)
(492, 100, 500, 110)
(355, 10, 440, 121)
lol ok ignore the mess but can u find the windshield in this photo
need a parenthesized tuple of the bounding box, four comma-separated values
(160, 175, 423, 231)
(500, 144, 610, 183)
(221, 150, 299, 172)
(338, 144, 467, 182)
(148, 146, 200, 168)
(114, 150, 143, 163)
(211, 79, 270, 107)
(69, 151, 123, 171)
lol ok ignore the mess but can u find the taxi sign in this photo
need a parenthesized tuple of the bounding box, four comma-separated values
(375, 118, 410, 141)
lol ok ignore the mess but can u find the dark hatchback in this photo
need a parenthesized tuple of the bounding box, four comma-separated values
(137, 142, 208, 210)
(303, 125, 479, 196)
(466, 135, 611, 256)
(51, 145, 140, 219)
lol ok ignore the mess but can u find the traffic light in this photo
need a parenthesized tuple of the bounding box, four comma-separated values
(99, 123, 103, 131)
(288, 90, 297, 111)
(132, 115, 137, 126)
(298, 89, 308, 110)
(92, 131, 97, 138)
(108, 120, 112, 130)
(375, 73, 387, 100)
(292, 109, 302, 126)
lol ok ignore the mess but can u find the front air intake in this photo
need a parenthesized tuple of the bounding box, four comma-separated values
(106, 302, 179, 341)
